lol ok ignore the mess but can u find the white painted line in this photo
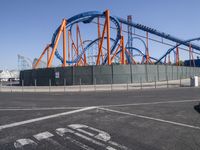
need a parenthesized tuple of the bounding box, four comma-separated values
(56, 128, 75, 135)
(56, 128, 94, 150)
(100, 107, 200, 130)
(108, 141, 128, 150)
(33, 131, 66, 149)
(0, 106, 84, 111)
(57, 126, 116, 149)
(106, 146, 117, 150)
(33, 131, 54, 141)
(14, 139, 37, 148)
(68, 124, 111, 142)
(0, 107, 96, 131)
(65, 136, 94, 150)
(74, 132, 107, 147)
(1, 99, 198, 111)
(77, 128, 95, 137)
(100, 99, 200, 108)
(68, 124, 128, 150)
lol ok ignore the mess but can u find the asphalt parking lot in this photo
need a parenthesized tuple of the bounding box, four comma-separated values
(0, 87, 200, 150)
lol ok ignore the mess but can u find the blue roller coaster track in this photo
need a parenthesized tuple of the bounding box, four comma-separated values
(50, 10, 200, 65)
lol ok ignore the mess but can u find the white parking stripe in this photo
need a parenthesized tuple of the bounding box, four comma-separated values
(0, 107, 96, 131)
(100, 107, 200, 130)
(56, 127, 116, 149)
(100, 99, 200, 108)
(14, 139, 37, 148)
(33, 131, 54, 141)
(0, 106, 83, 111)
(0, 99, 198, 112)
(108, 141, 128, 150)
(56, 128, 94, 150)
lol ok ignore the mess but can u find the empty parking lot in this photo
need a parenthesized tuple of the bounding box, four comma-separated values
(0, 88, 200, 150)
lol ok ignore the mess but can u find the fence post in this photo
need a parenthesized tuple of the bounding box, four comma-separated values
(111, 79, 113, 92)
(49, 79, 51, 93)
(155, 76, 156, 89)
(79, 78, 82, 92)
(166, 76, 169, 88)
(94, 78, 96, 92)
(34, 79, 37, 93)
(127, 79, 129, 91)
(22, 80, 24, 93)
(10, 80, 12, 93)
(140, 77, 142, 90)
(180, 75, 182, 87)
(64, 78, 66, 92)
(0, 81, 2, 92)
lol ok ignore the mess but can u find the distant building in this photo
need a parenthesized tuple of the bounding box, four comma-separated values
(0, 70, 19, 81)
(184, 59, 200, 67)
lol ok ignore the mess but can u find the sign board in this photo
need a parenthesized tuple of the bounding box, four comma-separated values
(55, 72, 60, 79)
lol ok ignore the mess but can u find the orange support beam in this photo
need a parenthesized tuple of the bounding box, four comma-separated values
(47, 46, 50, 67)
(76, 24, 80, 65)
(121, 36, 125, 64)
(47, 19, 66, 68)
(145, 32, 150, 64)
(62, 20, 67, 67)
(77, 24, 87, 65)
(97, 17, 104, 62)
(96, 19, 107, 65)
(125, 48, 136, 64)
(168, 54, 171, 64)
(176, 45, 179, 66)
(111, 44, 120, 62)
(34, 44, 51, 69)
(189, 44, 195, 67)
(105, 10, 111, 65)
(98, 17, 101, 49)
(189, 44, 192, 66)
(68, 30, 71, 65)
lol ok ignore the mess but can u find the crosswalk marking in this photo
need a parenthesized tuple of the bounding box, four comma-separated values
(14, 124, 129, 150)
(33, 131, 54, 141)
(14, 139, 37, 148)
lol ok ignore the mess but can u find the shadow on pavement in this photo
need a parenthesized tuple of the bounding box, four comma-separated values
(194, 103, 200, 113)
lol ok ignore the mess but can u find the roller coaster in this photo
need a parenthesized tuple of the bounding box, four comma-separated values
(34, 10, 200, 69)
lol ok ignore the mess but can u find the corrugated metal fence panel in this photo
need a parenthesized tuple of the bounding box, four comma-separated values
(131, 65, 146, 83)
(36, 68, 55, 86)
(74, 66, 93, 85)
(54, 67, 73, 85)
(93, 65, 112, 84)
(157, 65, 166, 81)
(146, 65, 157, 82)
(182, 67, 187, 78)
(177, 66, 182, 79)
(172, 66, 178, 80)
(165, 65, 172, 80)
(20, 65, 200, 86)
(112, 65, 131, 84)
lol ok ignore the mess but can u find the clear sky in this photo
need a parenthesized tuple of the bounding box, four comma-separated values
(1, 0, 200, 70)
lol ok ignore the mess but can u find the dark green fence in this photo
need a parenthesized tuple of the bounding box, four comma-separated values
(20, 65, 200, 86)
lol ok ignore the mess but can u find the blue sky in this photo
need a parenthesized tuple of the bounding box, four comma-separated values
(1, 0, 200, 69)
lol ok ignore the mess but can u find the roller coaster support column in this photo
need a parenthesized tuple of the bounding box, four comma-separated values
(105, 10, 111, 65)
(62, 20, 67, 67)
(145, 32, 150, 64)
(176, 44, 179, 66)
(155, 37, 200, 64)
(96, 14, 107, 65)
(121, 36, 125, 64)
(47, 19, 67, 68)
(47, 46, 50, 66)
(97, 17, 104, 62)
(68, 30, 71, 66)
(34, 44, 51, 69)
